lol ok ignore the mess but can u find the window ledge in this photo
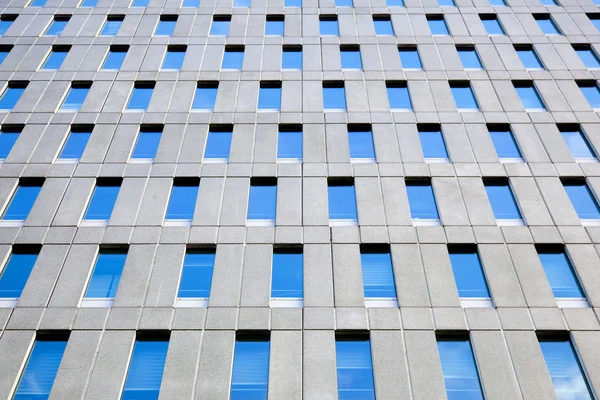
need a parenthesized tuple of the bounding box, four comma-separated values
(191, 109, 213, 112)
(390, 108, 413, 112)
(365, 298, 398, 308)
(412, 219, 441, 226)
(247, 219, 275, 227)
(0, 220, 24, 227)
(457, 108, 480, 112)
(203, 158, 228, 163)
(277, 158, 302, 164)
(55, 158, 79, 164)
(575, 158, 599, 163)
(270, 298, 303, 308)
(81, 219, 109, 227)
(460, 298, 494, 308)
(496, 219, 525, 226)
(176, 298, 209, 308)
(580, 219, 600, 226)
(525, 108, 547, 112)
(80, 298, 113, 308)
(499, 157, 524, 163)
(350, 158, 376, 164)
(129, 158, 154, 164)
(329, 219, 358, 227)
(556, 298, 589, 308)
(164, 219, 192, 227)
(257, 109, 280, 112)
(0, 298, 18, 308)
(425, 158, 450, 164)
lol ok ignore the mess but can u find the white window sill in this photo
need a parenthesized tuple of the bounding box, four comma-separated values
(80, 220, 109, 227)
(425, 158, 450, 163)
(129, 158, 154, 164)
(365, 298, 398, 308)
(350, 158, 376, 164)
(525, 108, 547, 112)
(191, 109, 213, 112)
(496, 219, 525, 226)
(556, 298, 589, 308)
(575, 158, 599, 163)
(323, 109, 347, 112)
(203, 158, 228, 163)
(80, 298, 113, 308)
(258, 109, 281, 112)
(0, 298, 18, 308)
(412, 219, 441, 226)
(277, 158, 302, 164)
(457, 108, 480, 112)
(329, 219, 358, 227)
(270, 298, 303, 308)
(247, 219, 275, 227)
(390, 108, 413, 112)
(460, 298, 494, 308)
(0, 220, 24, 227)
(55, 158, 80, 164)
(164, 219, 192, 227)
(176, 298, 209, 308)
(499, 158, 524, 163)
(580, 219, 600, 226)
(124, 109, 146, 113)
(58, 109, 79, 113)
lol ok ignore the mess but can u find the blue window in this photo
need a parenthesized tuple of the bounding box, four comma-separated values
(101, 16, 123, 35)
(348, 126, 375, 159)
(183, 0, 199, 6)
(84, 183, 120, 220)
(589, 14, 600, 31)
(230, 340, 270, 400)
(0, 82, 27, 110)
(85, 250, 126, 298)
(457, 47, 483, 69)
(514, 82, 546, 110)
(579, 81, 600, 108)
(484, 181, 522, 220)
(278, 126, 302, 159)
(320, 16, 339, 36)
(481, 15, 505, 34)
(155, 16, 177, 36)
(14, 340, 67, 400)
(538, 250, 585, 298)
(61, 83, 90, 111)
(0, 45, 12, 64)
(406, 181, 440, 220)
(222, 47, 244, 69)
(451, 82, 479, 110)
(166, 181, 199, 220)
(560, 127, 596, 160)
(449, 249, 490, 298)
(122, 340, 169, 400)
(210, 16, 231, 36)
(127, 83, 154, 111)
(45, 17, 69, 36)
(285, 0, 301, 6)
(374, 16, 394, 35)
(258, 82, 282, 110)
(437, 338, 484, 400)
(132, 129, 161, 159)
(0, 16, 16, 35)
(42, 47, 69, 69)
(323, 82, 346, 110)
(162, 47, 185, 69)
(266, 16, 284, 35)
(336, 339, 375, 400)
(564, 182, 600, 219)
(516, 46, 544, 69)
(234, 0, 251, 6)
(103, 46, 127, 70)
(0, 250, 38, 298)
(387, 0, 403, 5)
(427, 16, 449, 35)
(30, 0, 47, 6)
(540, 0, 558, 4)
(340, 46, 362, 69)
(539, 338, 593, 400)
(60, 128, 91, 159)
(328, 182, 357, 220)
(361, 250, 396, 298)
(489, 0, 506, 5)
(248, 181, 277, 220)
(81, 0, 98, 6)
(178, 249, 215, 298)
(336, 0, 353, 6)
(439, 0, 455, 5)
(0, 126, 21, 159)
(489, 126, 522, 159)
(272, 249, 303, 298)
(419, 127, 448, 159)
(574, 45, 600, 68)
(399, 47, 422, 69)
(204, 127, 232, 159)
(132, 0, 148, 6)
(3, 183, 42, 221)
(193, 82, 218, 111)
(282, 46, 302, 69)
(386, 81, 412, 110)
(536, 14, 561, 34)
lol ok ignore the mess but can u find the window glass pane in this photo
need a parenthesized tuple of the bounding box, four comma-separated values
(489, 0, 505, 5)
(85, 185, 120, 220)
(437, 339, 484, 400)
(278, 129, 302, 159)
(45, 19, 68, 35)
(336, 340, 375, 400)
(166, 185, 199, 220)
(539, 339, 593, 400)
(282, 48, 302, 69)
(579, 84, 600, 108)
(438, 0, 455, 5)
(538, 251, 584, 298)
(3, 185, 42, 220)
(489, 128, 521, 159)
(323, 86, 346, 109)
(517, 48, 543, 69)
(85, 251, 126, 298)
(101, 19, 122, 35)
(42, 50, 68, 69)
(457, 48, 482, 69)
(62, 87, 89, 110)
(248, 184, 277, 220)
(285, 0, 301, 6)
(349, 129, 375, 159)
(328, 184, 357, 220)
(231, 341, 270, 400)
(387, 85, 412, 109)
(265, 19, 284, 35)
(451, 85, 479, 109)
(428, 17, 449, 34)
(0, 130, 19, 159)
(127, 87, 153, 110)
(222, 49, 244, 69)
(399, 48, 422, 69)
(561, 129, 596, 159)
(132, 0, 149, 6)
(258, 87, 281, 110)
(122, 341, 169, 400)
(0, 252, 37, 298)
(537, 16, 560, 34)
(575, 48, 600, 68)
(361, 252, 396, 298)
(60, 131, 91, 159)
(103, 49, 127, 70)
(449, 251, 490, 298)
(336, 0, 353, 6)
(341, 48, 362, 69)
(590, 15, 600, 31)
(193, 85, 218, 110)
(515, 85, 545, 109)
(205, 130, 232, 159)
(30, 0, 47, 6)
(183, 0, 200, 6)
(155, 19, 176, 35)
(0, 48, 11, 65)
(178, 250, 215, 298)
(563, 182, 600, 219)
(14, 341, 67, 400)
(484, 182, 522, 219)
(272, 252, 303, 298)
(482, 17, 505, 34)
(162, 49, 185, 69)
(387, 0, 403, 5)
(419, 129, 448, 159)
(0, 19, 15, 35)
(320, 19, 339, 35)
(406, 182, 439, 219)
(132, 131, 161, 159)
(234, 0, 251, 6)
(540, 0, 558, 5)
(374, 18, 394, 35)
(210, 19, 230, 35)
(0, 86, 25, 110)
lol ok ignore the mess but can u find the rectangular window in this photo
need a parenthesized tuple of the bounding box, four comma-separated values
(449, 246, 490, 299)
(234, 0, 251, 6)
(271, 248, 303, 299)
(539, 338, 593, 400)
(438, 0, 455, 5)
(0, 15, 16, 35)
(230, 339, 270, 400)
(84, 180, 121, 221)
(183, 0, 199, 6)
(406, 181, 440, 221)
(336, 0, 353, 6)
(30, 0, 47, 6)
(361, 246, 396, 299)
(165, 179, 200, 221)
(427, 15, 449, 35)
(535, 14, 561, 34)
(320, 16, 339, 36)
(258, 81, 282, 111)
(282, 45, 302, 69)
(0, 82, 27, 110)
(193, 81, 218, 111)
(285, 0, 301, 6)
(278, 125, 302, 160)
(336, 338, 375, 400)
(488, 125, 522, 160)
(488, 0, 506, 5)
(340, 45, 362, 69)
(540, 0, 558, 5)
(59, 126, 92, 160)
(373, 15, 394, 35)
(102, 46, 128, 70)
(560, 125, 596, 160)
(328, 181, 357, 221)
(14, 339, 67, 399)
(451, 82, 479, 110)
(399, 47, 422, 69)
(563, 181, 600, 220)
(419, 125, 448, 160)
(323, 81, 346, 110)
(0, 248, 39, 298)
(578, 81, 600, 109)
(178, 249, 215, 298)
(210, 15, 231, 36)
(248, 179, 277, 221)
(85, 249, 126, 299)
(457, 46, 483, 69)
(122, 339, 169, 400)
(387, 0, 403, 5)
(573, 44, 600, 68)
(0, 45, 12, 64)
(0, 125, 21, 159)
(484, 180, 523, 221)
(101, 15, 123, 36)
(514, 81, 546, 110)
(127, 82, 154, 111)
(132, 126, 162, 160)
(386, 81, 412, 110)
(132, 0, 148, 5)
(437, 337, 484, 400)
(45, 16, 70, 36)
(348, 124, 375, 160)
(162, 46, 186, 70)
(589, 13, 600, 31)
(2, 181, 43, 221)
(61, 82, 91, 111)
(537, 247, 585, 299)
(481, 14, 505, 34)
(155, 15, 177, 36)
(222, 46, 244, 69)
(265, 15, 284, 36)
(204, 125, 233, 160)
(515, 45, 544, 69)
(42, 46, 70, 70)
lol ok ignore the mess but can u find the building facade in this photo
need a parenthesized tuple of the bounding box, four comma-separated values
(0, 0, 599, 397)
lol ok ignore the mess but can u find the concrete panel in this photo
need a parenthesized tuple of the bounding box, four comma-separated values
(303, 330, 337, 400)
(159, 330, 203, 400)
(268, 330, 302, 400)
(194, 330, 235, 400)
